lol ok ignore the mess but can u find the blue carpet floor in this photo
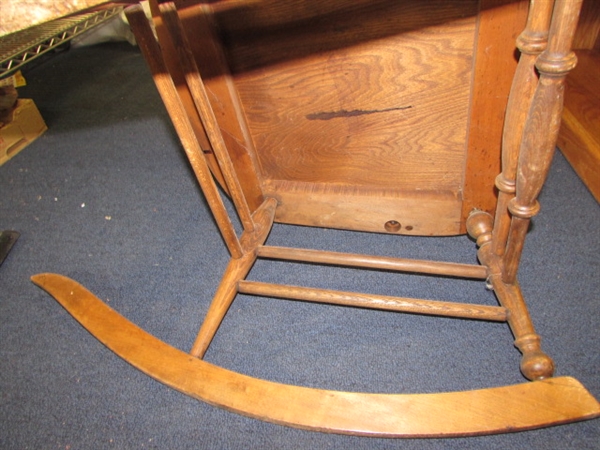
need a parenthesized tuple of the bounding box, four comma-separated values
(0, 42, 598, 449)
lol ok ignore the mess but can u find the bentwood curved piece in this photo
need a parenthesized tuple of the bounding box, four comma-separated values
(31, 273, 600, 437)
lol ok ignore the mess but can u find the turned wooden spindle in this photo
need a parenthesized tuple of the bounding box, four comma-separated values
(468, 210, 554, 380)
(491, 0, 554, 258)
(503, 0, 583, 284)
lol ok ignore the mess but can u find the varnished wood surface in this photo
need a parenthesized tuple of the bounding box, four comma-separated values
(31, 273, 600, 437)
(160, 3, 258, 231)
(48, 0, 598, 437)
(504, 0, 583, 283)
(572, 0, 600, 50)
(148, 0, 230, 194)
(558, 50, 600, 202)
(257, 245, 488, 279)
(491, 0, 553, 257)
(202, 0, 521, 235)
(232, 1, 475, 191)
(263, 180, 463, 235)
(135, 1, 532, 235)
(198, 0, 530, 235)
(174, 2, 265, 212)
(460, 0, 528, 229)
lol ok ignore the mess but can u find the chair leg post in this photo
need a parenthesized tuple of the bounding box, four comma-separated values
(492, 279, 555, 380)
(189, 252, 257, 359)
(467, 210, 554, 380)
(190, 197, 277, 359)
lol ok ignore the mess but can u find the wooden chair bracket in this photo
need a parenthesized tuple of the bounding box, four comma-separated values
(238, 197, 278, 256)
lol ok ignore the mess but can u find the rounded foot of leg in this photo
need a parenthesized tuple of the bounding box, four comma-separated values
(520, 351, 555, 381)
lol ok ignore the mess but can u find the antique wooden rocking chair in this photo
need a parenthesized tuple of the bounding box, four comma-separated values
(33, 0, 599, 437)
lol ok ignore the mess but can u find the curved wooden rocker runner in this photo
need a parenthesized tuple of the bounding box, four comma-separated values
(33, 0, 600, 437)
(31, 273, 600, 437)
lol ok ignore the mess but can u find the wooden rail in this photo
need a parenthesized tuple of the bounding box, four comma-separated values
(238, 280, 508, 322)
(257, 246, 488, 279)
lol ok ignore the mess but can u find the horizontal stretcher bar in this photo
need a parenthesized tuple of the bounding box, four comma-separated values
(237, 280, 508, 322)
(257, 246, 489, 279)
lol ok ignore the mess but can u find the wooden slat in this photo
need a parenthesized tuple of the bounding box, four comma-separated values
(264, 180, 462, 236)
(148, 0, 229, 193)
(177, 2, 265, 212)
(31, 273, 600, 437)
(257, 245, 488, 279)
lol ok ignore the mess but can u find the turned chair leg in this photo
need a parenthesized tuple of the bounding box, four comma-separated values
(465, 0, 583, 381)
(491, 0, 554, 258)
(467, 211, 554, 380)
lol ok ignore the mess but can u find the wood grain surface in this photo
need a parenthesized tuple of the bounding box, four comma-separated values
(200, 0, 526, 234)
(232, 1, 476, 193)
